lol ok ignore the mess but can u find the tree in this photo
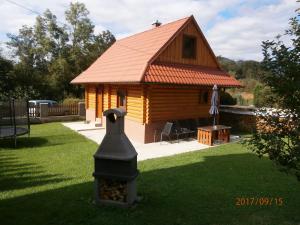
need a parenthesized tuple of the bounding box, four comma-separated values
(7, 25, 46, 99)
(64, 2, 115, 97)
(0, 54, 14, 100)
(5, 2, 115, 100)
(65, 2, 94, 74)
(246, 13, 300, 180)
(87, 30, 115, 63)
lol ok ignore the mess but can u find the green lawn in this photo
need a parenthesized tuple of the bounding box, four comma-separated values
(0, 123, 299, 225)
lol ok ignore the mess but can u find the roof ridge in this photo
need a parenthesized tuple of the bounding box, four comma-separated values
(117, 16, 191, 42)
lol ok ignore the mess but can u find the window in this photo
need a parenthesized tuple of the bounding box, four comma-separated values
(199, 90, 209, 104)
(182, 35, 196, 59)
(117, 90, 126, 109)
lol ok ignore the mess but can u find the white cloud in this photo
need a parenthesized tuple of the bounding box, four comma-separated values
(206, 0, 298, 60)
(82, 0, 240, 36)
(0, 0, 298, 60)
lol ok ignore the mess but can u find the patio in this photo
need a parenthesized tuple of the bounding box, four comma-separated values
(62, 121, 240, 161)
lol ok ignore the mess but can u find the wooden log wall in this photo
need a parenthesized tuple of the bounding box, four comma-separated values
(103, 85, 110, 111)
(86, 85, 96, 109)
(102, 84, 144, 123)
(86, 84, 213, 124)
(155, 20, 218, 68)
(110, 87, 117, 108)
(146, 85, 211, 123)
(126, 86, 144, 123)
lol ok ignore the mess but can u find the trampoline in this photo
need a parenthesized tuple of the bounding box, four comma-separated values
(0, 99, 30, 147)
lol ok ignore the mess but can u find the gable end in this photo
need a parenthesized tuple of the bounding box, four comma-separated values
(153, 17, 220, 68)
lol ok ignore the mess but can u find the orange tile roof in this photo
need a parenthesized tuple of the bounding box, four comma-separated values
(144, 62, 242, 87)
(71, 15, 241, 88)
(71, 17, 190, 84)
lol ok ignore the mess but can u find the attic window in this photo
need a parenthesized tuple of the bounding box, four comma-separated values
(182, 35, 196, 59)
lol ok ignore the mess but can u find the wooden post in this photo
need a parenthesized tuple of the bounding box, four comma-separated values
(78, 102, 86, 117)
(208, 131, 212, 146)
(40, 103, 49, 118)
(108, 85, 111, 109)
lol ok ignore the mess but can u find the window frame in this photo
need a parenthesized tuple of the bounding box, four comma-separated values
(117, 89, 127, 110)
(182, 34, 197, 59)
(199, 90, 209, 105)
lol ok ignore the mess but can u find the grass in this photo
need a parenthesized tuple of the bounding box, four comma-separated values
(0, 123, 299, 225)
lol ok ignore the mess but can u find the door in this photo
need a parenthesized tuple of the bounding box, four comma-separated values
(96, 87, 103, 119)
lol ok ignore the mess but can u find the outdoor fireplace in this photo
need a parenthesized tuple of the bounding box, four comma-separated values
(93, 108, 139, 207)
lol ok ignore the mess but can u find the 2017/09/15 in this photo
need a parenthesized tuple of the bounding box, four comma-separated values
(235, 197, 283, 206)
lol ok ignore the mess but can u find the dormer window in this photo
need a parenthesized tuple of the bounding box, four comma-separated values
(182, 35, 196, 59)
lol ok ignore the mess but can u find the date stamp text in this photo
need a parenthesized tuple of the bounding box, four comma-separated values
(235, 197, 283, 206)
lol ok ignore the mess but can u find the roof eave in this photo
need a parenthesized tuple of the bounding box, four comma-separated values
(71, 81, 142, 85)
(142, 81, 243, 88)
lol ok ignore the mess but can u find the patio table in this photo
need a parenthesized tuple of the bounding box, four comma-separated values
(197, 125, 231, 146)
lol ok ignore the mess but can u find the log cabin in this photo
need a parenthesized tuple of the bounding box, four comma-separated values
(71, 15, 241, 143)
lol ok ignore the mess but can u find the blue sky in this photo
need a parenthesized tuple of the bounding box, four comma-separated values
(0, 0, 297, 60)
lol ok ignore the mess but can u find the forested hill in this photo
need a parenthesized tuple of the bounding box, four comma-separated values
(216, 56, 269, 106)
(217, 56, 264, 81)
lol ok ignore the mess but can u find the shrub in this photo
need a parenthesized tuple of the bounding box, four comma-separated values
(236, 94, 246, 105)
(246, 108, 300, 180)
(253, 84, 277, 107)
(220, 91, 237, 105)
(240, 78, 260, 93)
(63, 97, 83, 105)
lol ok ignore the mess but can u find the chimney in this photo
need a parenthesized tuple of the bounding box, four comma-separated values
(93, 108, 139, 207)
(152, 20, 162, 27)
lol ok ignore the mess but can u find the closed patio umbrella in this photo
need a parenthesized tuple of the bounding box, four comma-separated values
(209, 84, 219, 126)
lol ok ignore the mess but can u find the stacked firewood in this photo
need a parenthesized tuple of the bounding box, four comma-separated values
(255, 108, 297, 134)
(256, 117, 296, 134)
(99, 179, 127, 202)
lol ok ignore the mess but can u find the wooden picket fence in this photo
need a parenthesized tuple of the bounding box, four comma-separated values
(48, 104, 78, 116)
